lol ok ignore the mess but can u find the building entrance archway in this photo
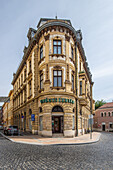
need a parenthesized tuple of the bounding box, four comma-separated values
(52, 105, 64, 133)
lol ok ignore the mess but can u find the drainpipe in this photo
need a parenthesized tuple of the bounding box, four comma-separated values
(75, 42, 78, 136)
(90, 82, 93, 139)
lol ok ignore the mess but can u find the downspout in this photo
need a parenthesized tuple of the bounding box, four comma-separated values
(75, 42, 78, 136)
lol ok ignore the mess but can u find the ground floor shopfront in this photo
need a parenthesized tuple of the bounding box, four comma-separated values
(13, 95, 90, 137)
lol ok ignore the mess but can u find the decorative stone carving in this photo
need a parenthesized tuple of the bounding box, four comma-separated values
(53, 65, 62, 69)
(44, 34, 50, 41)
(65, 34, 70, 42)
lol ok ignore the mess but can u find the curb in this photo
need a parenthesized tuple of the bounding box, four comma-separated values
(0, 132, 101, 146)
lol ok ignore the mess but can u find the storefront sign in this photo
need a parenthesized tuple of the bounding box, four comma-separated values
(31, 114, 35, 121)
(40, 98, 74, 104)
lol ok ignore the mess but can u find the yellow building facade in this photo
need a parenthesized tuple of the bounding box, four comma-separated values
(11, 18, 94, 137)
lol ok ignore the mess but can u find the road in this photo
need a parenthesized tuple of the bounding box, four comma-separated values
(0, 132, 113, 169)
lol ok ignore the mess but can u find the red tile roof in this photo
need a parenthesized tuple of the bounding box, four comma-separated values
(99, 102, 113, 109)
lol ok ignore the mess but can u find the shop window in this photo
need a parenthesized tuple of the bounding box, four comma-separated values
(80, 81, 82, 95)
(40, 74, 43, 89)
(52, 105, 63, 112)
(72, 116, 75, 130)
(39, 116, 43, 131)
(53, 70, 62, 87)
(101, 113, 103, 117)
(53, 40, 61, 54)
(72, 75, 74, 90)
(40, 45, 43, 60)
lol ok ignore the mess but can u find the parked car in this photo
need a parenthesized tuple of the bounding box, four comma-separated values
(0, 125, 3, 130)
(4, 126, 18, 135)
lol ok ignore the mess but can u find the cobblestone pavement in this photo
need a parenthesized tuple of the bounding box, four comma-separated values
(0, 132, 113, 170)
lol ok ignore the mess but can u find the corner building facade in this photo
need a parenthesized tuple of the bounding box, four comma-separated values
(12, 18, 94, 137)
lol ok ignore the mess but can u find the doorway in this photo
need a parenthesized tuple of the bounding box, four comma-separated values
(52, 116, 63, 133)
(102, 124, 105, 131)
(52, 105, 64, 134)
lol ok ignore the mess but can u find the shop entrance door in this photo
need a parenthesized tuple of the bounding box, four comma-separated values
(52, 116, 63, 133)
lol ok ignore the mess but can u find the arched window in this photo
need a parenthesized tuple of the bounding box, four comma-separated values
(52, 105, 63, 112)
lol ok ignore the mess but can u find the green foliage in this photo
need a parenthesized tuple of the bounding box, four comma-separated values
(95, 99, 106, 110)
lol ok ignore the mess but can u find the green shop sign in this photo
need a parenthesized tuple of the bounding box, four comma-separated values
(40, 98, 74, 104)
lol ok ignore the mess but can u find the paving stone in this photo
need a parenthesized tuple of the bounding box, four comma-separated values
(0, 132, 113, 169)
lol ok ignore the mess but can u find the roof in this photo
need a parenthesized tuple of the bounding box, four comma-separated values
(37, 18, 72, 28)
(98, 102, 113, 109)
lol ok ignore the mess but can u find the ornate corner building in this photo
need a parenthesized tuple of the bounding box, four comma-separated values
(11, 18, 94, 137)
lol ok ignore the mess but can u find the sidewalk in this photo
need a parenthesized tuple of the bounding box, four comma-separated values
(0, 131, 101, 145)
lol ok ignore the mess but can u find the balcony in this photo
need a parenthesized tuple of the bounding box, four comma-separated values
(79, 96, 88, 106)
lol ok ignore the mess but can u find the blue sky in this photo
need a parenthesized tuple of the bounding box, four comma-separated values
(0, 0, 113, 102)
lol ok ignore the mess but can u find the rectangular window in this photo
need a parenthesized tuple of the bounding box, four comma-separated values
(24, 69, 26, 81)
(80, 81, 82, 95)
(29, 81, 32, 96)
(40, 74, 43, 89)
(71, 47, 73, 59)
(112, 112, 113, 116)
(21, 74, 23, 85)
(72, 75, 74, 90)
(39, 116, 43, 131)
(21, 91, 23, 104)
(53, 40, 61, 54)
(40, 45, 43, 60)
(29, 60, 31, 73)
(24, 88, 26, 102)
(53, 70, 62, 87)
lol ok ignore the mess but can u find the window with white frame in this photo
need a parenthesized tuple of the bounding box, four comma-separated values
(53, 70, 62, 87)
(53, 40, 62, 54)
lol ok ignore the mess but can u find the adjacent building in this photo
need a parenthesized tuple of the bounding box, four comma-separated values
(93, 102, 113, 132)
(5, 18, 94, 137)
(2, 90, 13, 127)
(0, 106, 3, 125)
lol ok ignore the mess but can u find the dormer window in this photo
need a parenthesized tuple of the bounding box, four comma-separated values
(40, 45, 43, 60)
(53, 40, 61, 54)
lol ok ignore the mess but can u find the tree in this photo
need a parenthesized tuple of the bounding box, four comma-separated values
(95, 99, 106, 110)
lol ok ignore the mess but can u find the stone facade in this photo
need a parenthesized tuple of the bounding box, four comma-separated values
(2, 90, 13, 127)
(10, 18, 94, 137)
